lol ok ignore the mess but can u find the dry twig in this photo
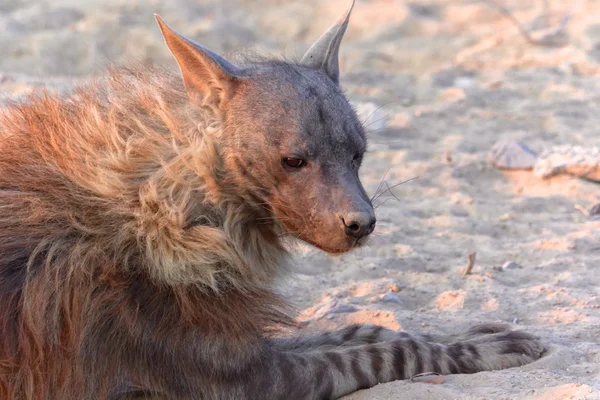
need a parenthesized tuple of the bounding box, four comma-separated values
(481, 0, 574, 47)
(574, 204, 589, 217)
(462, 252, 477, 276)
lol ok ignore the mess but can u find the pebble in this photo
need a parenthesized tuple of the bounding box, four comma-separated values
(489, 139, 538, 170)
(379, 292, 403, 305)
(498, 213, 513, 222)
(502, 261, 522, 270)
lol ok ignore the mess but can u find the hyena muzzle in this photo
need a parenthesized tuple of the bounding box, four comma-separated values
(0, 1, 545, 399)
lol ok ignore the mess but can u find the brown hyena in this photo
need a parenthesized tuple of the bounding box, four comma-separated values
(0, 1, 544, 399)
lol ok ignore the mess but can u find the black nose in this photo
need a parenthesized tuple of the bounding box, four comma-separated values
(341, 212, 376, 239)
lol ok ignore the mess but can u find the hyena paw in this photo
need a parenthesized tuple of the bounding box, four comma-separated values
(427, 323, 510, 344)
(454, 330, 546, 372)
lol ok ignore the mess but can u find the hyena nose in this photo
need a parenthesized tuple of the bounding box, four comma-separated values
(341, 212, 376, 239)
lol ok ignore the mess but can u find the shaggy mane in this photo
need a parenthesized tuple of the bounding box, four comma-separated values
(0, 65, 294, 399)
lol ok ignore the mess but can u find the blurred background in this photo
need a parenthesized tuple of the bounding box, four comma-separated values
(0, 1, 597, 79)
(1, 1, 599, 397)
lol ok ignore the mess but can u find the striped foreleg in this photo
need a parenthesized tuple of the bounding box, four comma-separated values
(253, 330, 545, 400)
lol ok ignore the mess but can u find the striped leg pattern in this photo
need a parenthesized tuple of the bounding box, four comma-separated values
(257, 326, 545, 399)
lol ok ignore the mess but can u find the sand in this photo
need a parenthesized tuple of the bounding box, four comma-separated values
(1, 0, 599, 398)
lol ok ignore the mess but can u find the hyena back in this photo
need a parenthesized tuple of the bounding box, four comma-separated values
(0, 1, 544, 399)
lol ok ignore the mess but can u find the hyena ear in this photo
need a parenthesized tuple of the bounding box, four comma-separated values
(300, 0, 354, 85)
(155, 15, 241, 106)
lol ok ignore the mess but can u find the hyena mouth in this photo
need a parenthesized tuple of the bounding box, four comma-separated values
(309, 241, 349, 254)
(300, 236, 365, 255)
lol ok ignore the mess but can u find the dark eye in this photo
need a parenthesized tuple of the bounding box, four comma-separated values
(282, 157, 307, 169)
(353, 153, 361, 161)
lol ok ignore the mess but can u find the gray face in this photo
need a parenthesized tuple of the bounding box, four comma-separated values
(223, 63, 375, 253)
(155, 1, 370, 253)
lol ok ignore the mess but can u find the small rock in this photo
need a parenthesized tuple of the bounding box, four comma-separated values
(498, 213, 513, 222)
(379, 292, 403, 305)
(387, 283, 400, 293)
(489, 139, 538, 170)
(590, 203, 600, 219)
(502, 261, 522, 270)
(533, 145, 600, 182)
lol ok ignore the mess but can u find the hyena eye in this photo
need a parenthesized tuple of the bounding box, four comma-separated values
(282, 157, 307, 169)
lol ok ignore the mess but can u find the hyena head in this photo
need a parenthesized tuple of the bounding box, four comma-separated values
(156, 0, 374, 254)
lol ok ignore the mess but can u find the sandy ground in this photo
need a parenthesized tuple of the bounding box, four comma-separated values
(1, 0, 600, 398)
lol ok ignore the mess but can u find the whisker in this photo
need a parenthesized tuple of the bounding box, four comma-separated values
(359, 104, 387, 127)
(382, 181, 402, 203)
(371, 176, 419, 204)
(374, 197, 396, 209)
(370, 163, 400, 203)
(362, 117, 387, 130)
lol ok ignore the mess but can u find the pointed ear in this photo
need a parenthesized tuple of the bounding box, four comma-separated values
(155, 15, 242, 106)
(300, 0, 354, 85)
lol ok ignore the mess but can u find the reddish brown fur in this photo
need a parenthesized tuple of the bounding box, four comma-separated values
(0, 65, 293, 399)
